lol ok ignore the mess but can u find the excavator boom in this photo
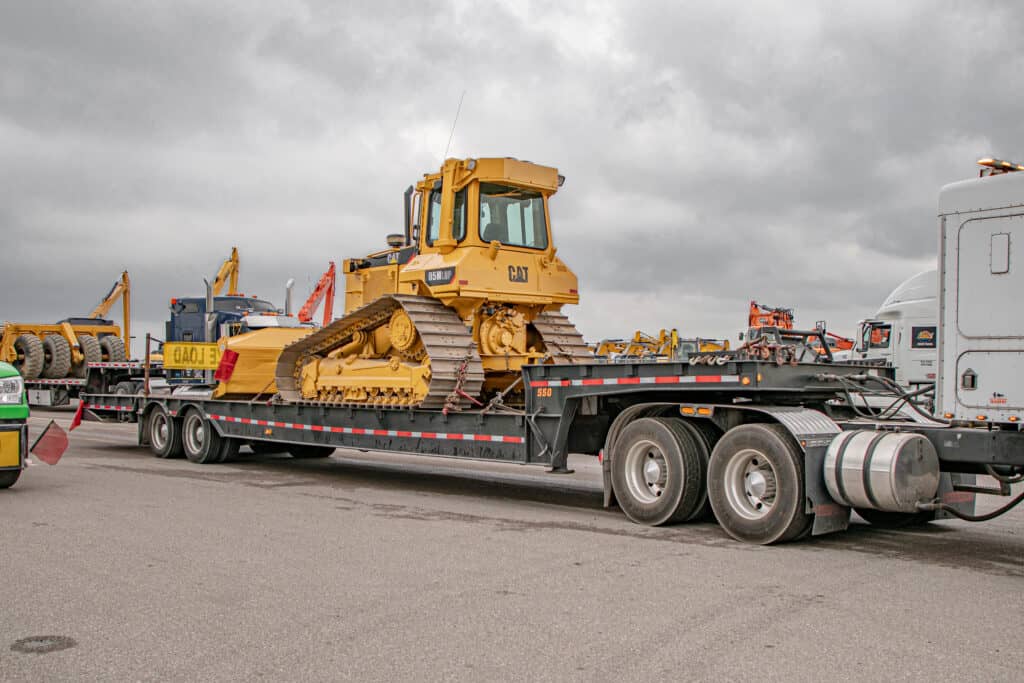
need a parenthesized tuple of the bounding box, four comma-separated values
(211, 247, 240, 296)
(88, 270, 131, 357)
(298, 262, 336, 327)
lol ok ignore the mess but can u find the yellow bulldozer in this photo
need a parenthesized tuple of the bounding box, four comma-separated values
(215, 157, 590, 408)
(0, 271, 130, 379)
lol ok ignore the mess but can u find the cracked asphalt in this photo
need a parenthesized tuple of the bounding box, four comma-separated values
(2, 409, 1022, 681)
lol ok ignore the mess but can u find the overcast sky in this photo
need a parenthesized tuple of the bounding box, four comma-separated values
(2, 1, 1021, 351)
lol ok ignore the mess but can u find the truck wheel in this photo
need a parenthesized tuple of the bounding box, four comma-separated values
(662, 418, 712, 521)
(41, 335, 72, 379)
(114, 382, 137, 422)
(181, 409, 224, 464)
(708, 424, 811, 544)
(99, 335, 126, 362)
(148, 407, 183, 459)
(288, 445, 335, 459)
(0, 469, 20, 489)
(611, 417, 702, 525)
(13, 334, 44, 379)
(73, 335, 102, 378)
(854, 507, 934, 528)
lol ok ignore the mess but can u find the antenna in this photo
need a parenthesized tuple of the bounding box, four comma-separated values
(443, 90, 467, 160)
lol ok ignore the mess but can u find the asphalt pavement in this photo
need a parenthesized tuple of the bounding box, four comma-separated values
(2, 409, 1022, 681)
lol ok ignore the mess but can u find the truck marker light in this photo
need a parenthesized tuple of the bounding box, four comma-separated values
(741, 376, 751, 385)
(264, 428, 273, 436)
(697, 407, 712, 416)
(680, 406, 696, 415)
(458, 279, 469, 285)
(1009, 416, 1019, 423)
(976, 415, 987, 421)
(756, 373, 763, 382)
(943, 412, 954, 419)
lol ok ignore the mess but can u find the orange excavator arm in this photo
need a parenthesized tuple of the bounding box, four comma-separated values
(298, 262, 336, 327)
(748, 301, 794, 330)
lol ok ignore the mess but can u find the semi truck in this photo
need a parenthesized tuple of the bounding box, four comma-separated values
(79, 159, 1024, 544)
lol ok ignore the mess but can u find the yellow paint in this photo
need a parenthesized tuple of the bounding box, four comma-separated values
(0, 431, 21, 468)
(162, 342, 221, 370)
(213, 328, 311, 398)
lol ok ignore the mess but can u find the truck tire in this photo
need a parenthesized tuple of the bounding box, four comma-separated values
(73, 334, 102, 378)
(611, 417, 703, 525)
(41, 335, 72, 379)
(288, 444, 335, 459)
(0, 469, 20, 489)
(181, 409, 225, 464)
(114, 382, 137, 423)
(854, 507, 934, 528)
(99, 335, 126, 362)
(661, 418, 712, 521)
(708, 423, 811, 544)
(218, 438, 241, 463)
(13, 334, 44, 379)
(148, 407, 183, 459)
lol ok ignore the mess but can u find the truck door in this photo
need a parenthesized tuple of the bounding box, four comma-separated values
(954, 214, 1024, 414)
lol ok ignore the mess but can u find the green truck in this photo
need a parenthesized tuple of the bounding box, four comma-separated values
(0, 361, 28, 488)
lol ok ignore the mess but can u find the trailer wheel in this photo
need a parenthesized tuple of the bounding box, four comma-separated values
(13, 334, 44, 379)
(99, 335, 126, 362)
(41, 335, 72, 379)
(181, 409, 224, 464)
(708, 424, 811, 544)
(288, 445, 335, 459)
(854, 507, 934, 528)
(0, 469, 20, 489)
(218, 438, 241, 463)
(148, 407, 183, 459)
(114, 382, 137, 423)
(611, 417, 703, 525)
(73, 335, 102, 378)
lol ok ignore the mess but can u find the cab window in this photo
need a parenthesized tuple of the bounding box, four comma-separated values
(479, 183, 548, 249)
(425, 189, 466, 245)
(862, 324, 891, 350)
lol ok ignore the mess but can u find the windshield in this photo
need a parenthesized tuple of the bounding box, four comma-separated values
(479, 183, 548, 249)
(862, 323, 891, 350)
(214, 297, 277, 313)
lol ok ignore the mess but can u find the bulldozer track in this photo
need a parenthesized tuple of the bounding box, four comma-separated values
(274, 295, 484, 410)
(532, 311, 592, 363)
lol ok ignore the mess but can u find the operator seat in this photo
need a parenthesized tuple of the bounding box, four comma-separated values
(482, 222, 508, 244)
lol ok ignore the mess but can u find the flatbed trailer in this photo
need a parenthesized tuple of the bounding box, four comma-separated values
(80, 355, 1023, 544)
(25, 361, 163, 408)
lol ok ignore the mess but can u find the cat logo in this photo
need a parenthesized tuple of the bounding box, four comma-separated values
(508, 265, 528, 283)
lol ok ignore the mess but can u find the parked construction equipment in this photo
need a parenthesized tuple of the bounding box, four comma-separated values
(0, 271, 130, 381)
(594, 329, 729, 360)
(211, 247, 240, 296)
(297, 262, 336, 327)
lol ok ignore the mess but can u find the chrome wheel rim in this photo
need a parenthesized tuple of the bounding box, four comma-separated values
(151, 413, 169, 450)
(723, 448, 778, 520)
(183, 414, 204, 455)
(623, 439, 670, 504)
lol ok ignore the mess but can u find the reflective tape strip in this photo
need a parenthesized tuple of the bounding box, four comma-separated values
(207, 414, 525, 444)
(82, 403, 134, 412)
(529, 374, 740, 388)
(27, 379, 87, 386)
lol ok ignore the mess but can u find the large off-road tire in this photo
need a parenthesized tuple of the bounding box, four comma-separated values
(41, 335, 72, 379)
(0, 469, 21, 489)
(148, 407, 183, 459)
(181, 409, 225, 464)
(611, 417, 703, 525)
(854, 507, 935, 528)
(13, 334, 44, 379)
(708, 423, 811, 545)
(288, 444, 335, 459)
(99, 335, 126, 362)
(73, 334, 102, 378)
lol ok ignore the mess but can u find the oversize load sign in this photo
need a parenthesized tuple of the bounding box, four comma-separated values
(162, 342, 222, 370)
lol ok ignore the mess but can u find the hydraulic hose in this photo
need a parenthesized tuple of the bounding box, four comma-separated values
(917, 489, 1024, 522)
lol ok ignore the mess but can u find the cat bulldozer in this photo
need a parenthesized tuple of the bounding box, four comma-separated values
(227, 157, 590, 408)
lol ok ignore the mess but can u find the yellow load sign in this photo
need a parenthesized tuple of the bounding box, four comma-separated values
(162, 342, 221, 370)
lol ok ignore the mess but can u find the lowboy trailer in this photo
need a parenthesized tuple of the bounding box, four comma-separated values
(78, 161, 1024, 544)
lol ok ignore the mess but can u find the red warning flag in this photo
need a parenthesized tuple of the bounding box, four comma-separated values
(69, 400, 86, 431)
(30, 420, 69, 465)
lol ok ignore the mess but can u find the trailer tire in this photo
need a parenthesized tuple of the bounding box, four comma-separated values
(114, 382, 137, 423)
(181, 409, 224, 464)
(854, 507, 934, 528)
(99, 335, 126, 362)
(218, 438, 241, 463)
(41, 335, 72, 379)
(662, 418, 713, 521)
(611, 417, 703, 526)
(0, 469, 20, 489)
(249, 441, 288, 455)
(708, 423, 811, 545)
(148, 407, 183, 459)
(13, 334, 44, 379)
(73, 335, 102, 378)
(288, 445, 335, 459)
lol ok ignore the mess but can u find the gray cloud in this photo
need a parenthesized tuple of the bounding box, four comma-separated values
(1, 0, 1020, 349)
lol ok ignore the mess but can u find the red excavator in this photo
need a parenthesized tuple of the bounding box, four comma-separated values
(747, 300, 853, 352)
(298, 262, 336, 327)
